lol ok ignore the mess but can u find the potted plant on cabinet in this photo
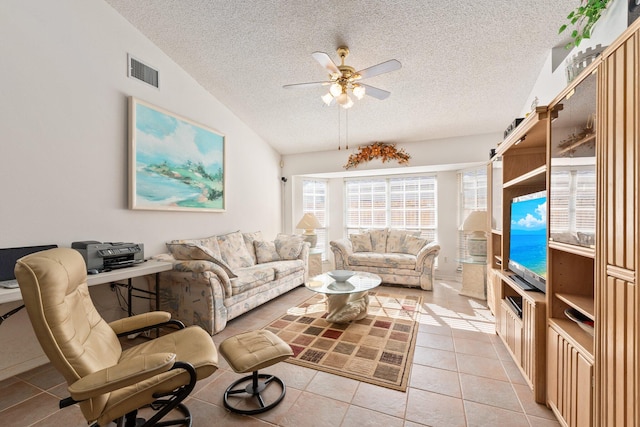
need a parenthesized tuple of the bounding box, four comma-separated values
(559, 0, 612, 48)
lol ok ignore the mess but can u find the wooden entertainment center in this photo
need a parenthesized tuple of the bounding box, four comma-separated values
(487, 19, 640, 427)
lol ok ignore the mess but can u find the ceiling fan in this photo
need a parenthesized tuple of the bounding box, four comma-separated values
(283, 46, 401, 109)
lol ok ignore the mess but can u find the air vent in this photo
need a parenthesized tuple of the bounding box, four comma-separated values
(128, 54, 159, 89)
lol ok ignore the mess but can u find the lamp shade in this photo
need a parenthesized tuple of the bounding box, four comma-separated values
(296, 213, 321, 233)
(460, 211, 488, 232)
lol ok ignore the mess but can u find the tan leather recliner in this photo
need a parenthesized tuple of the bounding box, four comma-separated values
(15, 248, 218, 427)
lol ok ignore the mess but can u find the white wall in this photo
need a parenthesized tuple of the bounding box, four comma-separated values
(282, 133, 499, 277)
(0, 0, 282, 379)
(520, 0, 628, 116)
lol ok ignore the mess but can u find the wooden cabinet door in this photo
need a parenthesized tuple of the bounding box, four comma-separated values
(548, 325, 593, 427)
(597, 28, 639, 427)
(547, 327, 560, 412)
(575, 351, 593, 427)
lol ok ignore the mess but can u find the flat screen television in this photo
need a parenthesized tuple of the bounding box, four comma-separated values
(508, 191, 547, 293)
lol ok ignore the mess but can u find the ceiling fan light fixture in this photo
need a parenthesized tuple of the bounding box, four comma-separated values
(338, 93, 353, 109)
(352, 84, 365, 100)
(343, 98, 354, 109)
(321, 93, 335, 106)
(329, 83, 342, 97)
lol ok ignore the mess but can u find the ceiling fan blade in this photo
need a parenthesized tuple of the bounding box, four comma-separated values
(312, 51, 341, 76)
(283, 81, 331, 89)
(360, 84, 391, 100)
(356, 59, 402, 80)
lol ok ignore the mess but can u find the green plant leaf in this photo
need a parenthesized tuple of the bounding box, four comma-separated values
(561, 0, 610, 49)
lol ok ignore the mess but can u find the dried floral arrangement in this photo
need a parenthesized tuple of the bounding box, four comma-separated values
(344, 142, 410, 169)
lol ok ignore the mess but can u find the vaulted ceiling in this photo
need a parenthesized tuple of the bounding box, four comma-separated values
(105, 0, 577, 155)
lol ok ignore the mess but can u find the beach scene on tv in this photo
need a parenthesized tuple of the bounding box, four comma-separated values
(510, 195, 547, 279)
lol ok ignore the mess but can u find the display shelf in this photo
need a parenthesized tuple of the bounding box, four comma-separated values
(548, 240, 595, 258)
(557, 133, 596, 155)
(503, 165, 546, 188)
(556, 293, 595, 320)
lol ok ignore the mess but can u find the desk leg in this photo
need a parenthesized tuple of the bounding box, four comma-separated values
(155, 272, 160, 338)
(155, 272, 160, 312)
(127, 278, 133, 317)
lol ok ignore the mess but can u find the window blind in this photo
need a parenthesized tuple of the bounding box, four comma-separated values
(302, 179, 328, 259)
(345, 175, 437, 241)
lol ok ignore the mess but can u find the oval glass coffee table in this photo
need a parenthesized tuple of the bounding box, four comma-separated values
(305, 271, 381, 323)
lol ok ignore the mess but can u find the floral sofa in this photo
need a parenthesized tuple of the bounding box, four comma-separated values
(330, 229, 440, 290)
(152, 231, 309, 335)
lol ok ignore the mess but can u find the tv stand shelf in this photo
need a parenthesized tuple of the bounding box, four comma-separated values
(495, 270, 546, 403)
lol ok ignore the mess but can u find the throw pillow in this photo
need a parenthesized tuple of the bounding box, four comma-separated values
(402, 235, 427, 255)
(254, 240, 281, 263)
(350, 233, 373, 252)
(275, 233, 304, 260)
(217, 231, 255, 269)
(168, 236, 221, 259)
(386, 229, 409, 253)
(243, 231, 263, 264)
(367, 228, 388, 253)
(166, 242, 237, 278)
(199, 236, 222, 258)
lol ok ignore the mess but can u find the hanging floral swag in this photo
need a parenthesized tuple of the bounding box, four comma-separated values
(344, 142, 411, 169)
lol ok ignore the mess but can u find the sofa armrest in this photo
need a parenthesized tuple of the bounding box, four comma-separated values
(330, 238, 353, 269)
(156, 267, 229, 334)
(416, 241, 441, 270)
(171, 260, 232, 297)
(298, 242, 310, 282)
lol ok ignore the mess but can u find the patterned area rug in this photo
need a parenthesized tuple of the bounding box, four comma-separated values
(263, 291, 421, 391)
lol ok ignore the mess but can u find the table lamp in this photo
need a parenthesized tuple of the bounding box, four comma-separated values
(296, 213, 321, 248)
(461, 210, 488, 261)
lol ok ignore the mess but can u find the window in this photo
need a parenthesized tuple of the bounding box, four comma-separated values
(458, 168, 487, 262)
(345, 175, 437, 240)
(301, 179, 328, 259)
(549, 168, 596, 236)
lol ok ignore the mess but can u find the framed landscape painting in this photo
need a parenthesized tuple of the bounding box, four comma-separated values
(128, 97, 225, 212)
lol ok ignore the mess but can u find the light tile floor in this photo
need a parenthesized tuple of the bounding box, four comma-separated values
(0, 279, 561, 426)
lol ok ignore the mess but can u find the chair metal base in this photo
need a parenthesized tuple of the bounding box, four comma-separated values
(223, 371, 286, 415)
(116, 402, 191, 427)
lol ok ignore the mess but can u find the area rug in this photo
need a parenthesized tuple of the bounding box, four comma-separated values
(263, 291, 422, 391)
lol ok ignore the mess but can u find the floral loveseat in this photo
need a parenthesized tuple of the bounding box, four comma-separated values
(330, 229, 440, 290)
(152, 231, 308, 335)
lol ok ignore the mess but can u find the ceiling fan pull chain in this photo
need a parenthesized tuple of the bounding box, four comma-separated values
(346, 109, 349, 150)
(338, 107, 341, 150)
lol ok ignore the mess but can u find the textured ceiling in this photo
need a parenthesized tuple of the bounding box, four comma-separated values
(105, 0, 577, 155)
